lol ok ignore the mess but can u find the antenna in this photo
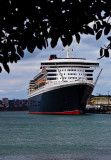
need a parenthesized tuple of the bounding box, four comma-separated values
(94, 68, 103, 86)
(67, 46, 70, 58)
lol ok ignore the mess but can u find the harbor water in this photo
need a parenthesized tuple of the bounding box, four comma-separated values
(0, 111, 111, 160)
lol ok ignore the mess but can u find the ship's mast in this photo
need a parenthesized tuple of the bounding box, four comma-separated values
(67, 46, 70, 58)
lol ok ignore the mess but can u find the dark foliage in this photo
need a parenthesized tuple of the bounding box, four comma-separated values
(0, 0, 111, 73)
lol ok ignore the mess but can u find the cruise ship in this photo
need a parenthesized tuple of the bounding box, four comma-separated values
(28, 50, 99, 114)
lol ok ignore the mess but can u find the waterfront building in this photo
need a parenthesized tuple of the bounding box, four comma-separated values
(0, 99, 28, 111)
(0, 100, 3, 108)
(87, 95, 111, 106)
(2, 98, 9, 107)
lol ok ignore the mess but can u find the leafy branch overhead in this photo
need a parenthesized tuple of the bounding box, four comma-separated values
(0, 0, 111, 73)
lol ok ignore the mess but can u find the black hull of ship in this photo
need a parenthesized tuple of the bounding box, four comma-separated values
(28, 83, 93, 115)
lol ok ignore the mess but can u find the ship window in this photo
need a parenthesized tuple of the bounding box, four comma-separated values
(47, 77, 56, 80)
(85, 70, 93, 72)
(46, 69, 56, 72)
(87, 78, 93, 80)
(47, 74, 57, 76)
(87, 74, 93, 76)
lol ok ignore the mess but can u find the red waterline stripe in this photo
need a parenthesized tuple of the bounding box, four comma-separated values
(29, 110, 81, 115)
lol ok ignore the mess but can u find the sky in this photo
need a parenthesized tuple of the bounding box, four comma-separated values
(0, 34, 111, 100)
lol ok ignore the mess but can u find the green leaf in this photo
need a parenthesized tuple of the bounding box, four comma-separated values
(9, 56, 14, 63)
(17, 46, 24, 58)
(36, 39, 43, 50)
(104, 49, 109, 57)
(51, 39, 58, 48)
(96, 30, 102, 40)
(107, 36, 111, 41)
(100, 48, 103, 57)
(21, 41, 27, 50)
(3, 63, 10, 73)
(0, 66, 2, 73)
(104, 25, 111, 35)
(68, 36, 73, 46)
(75, 34, 80, 44)
(85, 26, 94, 35)
(14, 54, 21, 63)
(42, 38, 47, 49)
(27, 37, 36, 53)
(96, 21, 101, 31)
(61, 37, 68, 47)
(82, 28, 89, 34)
(45, 39, 48, 47)
(93, 24, 96, 31)
(27, 43, 36, 53)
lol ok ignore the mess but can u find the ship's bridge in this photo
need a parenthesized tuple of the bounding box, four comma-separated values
(40, 57, 99, 83)
(41, 59, 99, 67)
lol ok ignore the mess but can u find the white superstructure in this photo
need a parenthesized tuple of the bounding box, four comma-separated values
(41, 56, 99, 83)
(28, 54, 99, 98)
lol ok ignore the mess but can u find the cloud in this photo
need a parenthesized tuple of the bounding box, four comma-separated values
(0, 90, 6, 93)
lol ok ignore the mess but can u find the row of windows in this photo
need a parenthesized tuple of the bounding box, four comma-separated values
(46, 68, 94, 71)
(41, 62, 99, 66)
(59, 69, 78, 71)
(47, 77, 81, 80)
(47, 77, 93, 81)
(67, 69, 76, 71)
(68, 73, 77, 75)
(47, 69, 93, 75)
(59, 77, 77, 79)
(47, 73, 93, 77)
(68, 77, 77, 79)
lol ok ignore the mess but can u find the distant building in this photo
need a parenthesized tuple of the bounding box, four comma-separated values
(8, 100, 15, 108)
(8, 99, 29, 111)
(0, 98, 28, 111)
(0, 100, 3, 108)
(87, 95, 111, 106)
(2, 98, 9, 107)
(0, 100, 2, 105)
